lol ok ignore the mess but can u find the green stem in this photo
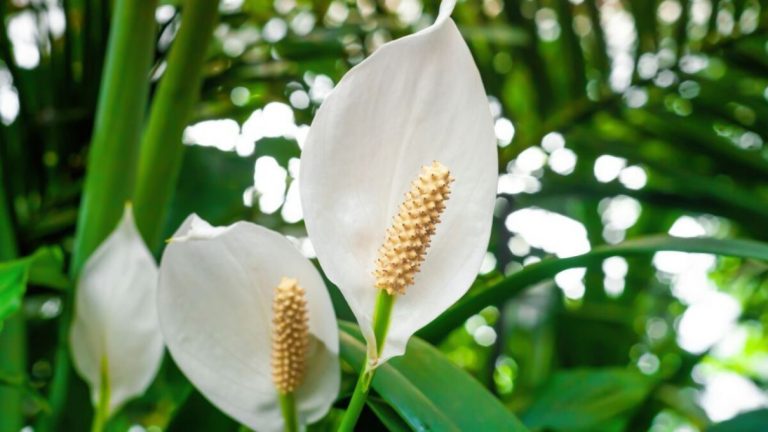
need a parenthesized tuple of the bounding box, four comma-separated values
(278, 392, 298, 432)
(45, 0, 159, 429)
(338, 290, 396, 432)
(338, 365, 374, 432)
(71, 0, 159, 274)
(133, 0, 220, 249)
(372, 290, 395, 352)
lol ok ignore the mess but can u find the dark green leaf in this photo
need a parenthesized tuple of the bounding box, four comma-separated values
(708, 409, 768, 432)
(521, 368, 653, 431)
(166, 146, 256, 240)
(367, 398, 413, 432)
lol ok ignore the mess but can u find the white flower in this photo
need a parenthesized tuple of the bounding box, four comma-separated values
(300, 0, 497, 364)
(157, 215, 339, 432)
(69, 206, 164, 415)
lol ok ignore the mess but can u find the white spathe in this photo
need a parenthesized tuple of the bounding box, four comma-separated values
(69, 206, 163, 414)
(157, 215, 339, 432)
(300, 0, 497, 363)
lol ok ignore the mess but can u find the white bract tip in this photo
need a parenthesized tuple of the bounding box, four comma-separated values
(157, 215, 340, 432)
(69, 205, 164, 414)
(300, 0, 497, 363)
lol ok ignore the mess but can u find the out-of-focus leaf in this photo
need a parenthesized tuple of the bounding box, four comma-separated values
(306, 408, 344, 432)
(254, 137, 300, 166)
(707, 409, 768, 432)
(420, 236, 768, 343)
(0, 371, 51, 412)
(0, 246, 68, 329)
(0, 261, 28, 330)
(165, 389, 239, 432)
(26, 246, 69, 290)
(367, 398, 413, 432)
(339, 322, 528, 432)
(166, 146, 256, 239)
(521, 368, 653, 431)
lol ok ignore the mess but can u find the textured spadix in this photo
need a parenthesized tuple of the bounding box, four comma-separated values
(375, 161, 453, 295)
(69, 206, 163, 414)
(157, 215, 339, 432)
(271, 277, 309, 394)
(300, 0, 497, 363)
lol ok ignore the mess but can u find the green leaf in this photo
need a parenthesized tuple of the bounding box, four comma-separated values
(0, 261, 28, 328)
(166, 146, 256, 241)
(367, 398, 413, 432)
(420, 236, 768, 343)
(0, 247, 69, 330)
(521, 368, 652, 431)
(0, 371, 51, 413)
(339, 321, 528, 432)
(26, 247, 69, 290)
(708, 409, 768, 432)
(254, 137, 301, 167)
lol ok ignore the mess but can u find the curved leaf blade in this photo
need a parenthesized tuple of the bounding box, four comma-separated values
(420, 236, 768, 342)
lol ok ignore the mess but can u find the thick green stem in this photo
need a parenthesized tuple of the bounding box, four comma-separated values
(71, 0, 159, 274)
(45, 0, 159, 429)
(133, 0, 220, 249)
(278, 392, 298, 432)
(338, 290, 396, 432)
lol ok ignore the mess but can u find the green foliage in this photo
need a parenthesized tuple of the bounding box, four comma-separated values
(2, 0, 768, 430)
(0, 247, 67, 329)
(521, 368, 653, 431)
(422, 236, 768, 343)
(708, 409, 768, 432)
(0, 260, 26, 328)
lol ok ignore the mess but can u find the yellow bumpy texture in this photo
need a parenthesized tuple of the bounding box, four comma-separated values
(374, 161, 453, 295)
(271, 277, 309, 394)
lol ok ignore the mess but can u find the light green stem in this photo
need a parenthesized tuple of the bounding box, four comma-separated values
(278, 392, 299, 432)
(338, 290, 396, 432)
(71, 0, 159, 274)
(90, 357, 110, 432)
(133, 0, 220, 249)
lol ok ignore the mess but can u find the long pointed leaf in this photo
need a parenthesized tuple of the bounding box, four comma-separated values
(420, 236, 768, 342)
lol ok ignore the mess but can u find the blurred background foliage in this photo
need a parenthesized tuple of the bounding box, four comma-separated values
(1, 0, 768, 431)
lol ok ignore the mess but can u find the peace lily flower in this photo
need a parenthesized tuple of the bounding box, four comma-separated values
(301, 1, 496, 428)
(157, 215, 339, 432)
(301, 0, 496, 365)
(69, 206, 164, 429)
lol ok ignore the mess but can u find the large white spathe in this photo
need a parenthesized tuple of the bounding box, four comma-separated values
(300, 0, 497, 363)
(157, 215, 339, 432)
(70, 206, 163, 414)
